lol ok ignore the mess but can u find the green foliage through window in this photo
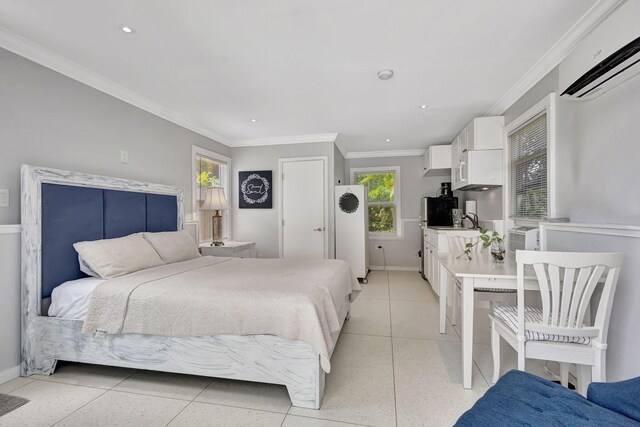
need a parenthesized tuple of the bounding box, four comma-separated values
(355, 172, 396, 233)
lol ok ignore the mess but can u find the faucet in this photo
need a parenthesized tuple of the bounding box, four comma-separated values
(464, 212, 479, 229)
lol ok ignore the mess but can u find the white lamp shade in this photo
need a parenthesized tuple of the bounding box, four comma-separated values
(200, 187, 229, 211)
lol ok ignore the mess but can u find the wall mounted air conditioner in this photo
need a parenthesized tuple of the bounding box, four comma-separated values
(560, 1, 640, 101)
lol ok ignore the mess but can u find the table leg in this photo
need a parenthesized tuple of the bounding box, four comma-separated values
(439, 262, 448, 334)
(461, 277, 475, 389)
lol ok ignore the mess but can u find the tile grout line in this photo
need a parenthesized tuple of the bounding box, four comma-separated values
(49, 388, 109, 427)
(282, 412, 374, 426)
(48, 368, 140, 426)
(164, 377, 215, 426)
(342, 331, 461, 343)
(387, 270, 399, 427)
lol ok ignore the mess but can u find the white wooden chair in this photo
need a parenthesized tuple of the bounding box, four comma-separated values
(490, 250, 624, 396)
(448, 234, 516, 325)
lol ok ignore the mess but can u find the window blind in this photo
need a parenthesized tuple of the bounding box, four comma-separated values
(509, 113, 548, 218)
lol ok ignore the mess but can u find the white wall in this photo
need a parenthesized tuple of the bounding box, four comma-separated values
(498, 62, 640, 380)
(231, 142, 336, 259)
(0, 47, 229, 383)
(0, 228, 20, 380)
(556, 75, 640, 223)
(345, 155, 453, 269)
(0, 47, 230, 225)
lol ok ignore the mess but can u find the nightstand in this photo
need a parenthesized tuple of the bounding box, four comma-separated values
(199, 241, 256, 258)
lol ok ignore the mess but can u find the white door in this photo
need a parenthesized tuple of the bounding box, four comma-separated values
(280, 158, 327, 258)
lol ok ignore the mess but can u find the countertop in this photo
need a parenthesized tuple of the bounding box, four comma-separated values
(426, 226, 480, 231)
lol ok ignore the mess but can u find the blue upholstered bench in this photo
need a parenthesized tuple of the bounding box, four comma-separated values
(455, 370, 640, 426)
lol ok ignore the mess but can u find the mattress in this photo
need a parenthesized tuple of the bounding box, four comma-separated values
(48, 277, 105, 320)
(82, 256, 360, 373)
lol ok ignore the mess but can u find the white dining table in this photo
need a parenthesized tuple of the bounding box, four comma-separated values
(438, 252, 539, 389)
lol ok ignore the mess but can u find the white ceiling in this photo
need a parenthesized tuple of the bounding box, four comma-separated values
(0, 0, 597, 154)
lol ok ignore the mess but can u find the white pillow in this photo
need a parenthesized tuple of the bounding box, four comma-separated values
(143, 230, 201, 264)
(78, 254, 99, 277)
(73, 234, 165, 279)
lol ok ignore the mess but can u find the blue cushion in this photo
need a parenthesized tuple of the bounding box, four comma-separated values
(455, 370, 639, 426)
(146, 194, 178, 232)
(103, 190, 146, 238)
(588, 377, 640, 422)
(41, 184, 103, 298)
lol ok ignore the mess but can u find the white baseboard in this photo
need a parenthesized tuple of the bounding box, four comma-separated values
(0, 365, 20, 385)
(369, 265, 419, 271)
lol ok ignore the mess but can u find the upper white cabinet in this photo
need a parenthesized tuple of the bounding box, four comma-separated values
(451, 116, 505, 191)
(422, 145, 452, 175)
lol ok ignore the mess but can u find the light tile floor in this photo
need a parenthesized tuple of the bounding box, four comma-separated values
(0, 270, 554, 427)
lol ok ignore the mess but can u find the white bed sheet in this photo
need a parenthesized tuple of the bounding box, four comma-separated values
(49, 277, 105, 320)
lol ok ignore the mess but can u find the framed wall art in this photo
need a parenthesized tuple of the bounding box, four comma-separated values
(238, 170, 272, 209)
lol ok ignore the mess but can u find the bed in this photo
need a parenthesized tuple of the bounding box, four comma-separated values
(21, 165, 359, 409)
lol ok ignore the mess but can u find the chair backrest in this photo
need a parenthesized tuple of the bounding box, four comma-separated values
(516, 250, 624, 344)
(448, 234, 483, 255)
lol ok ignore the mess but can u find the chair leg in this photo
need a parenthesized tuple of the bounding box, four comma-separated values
(560, 363, 569, 388)
(517, 341, 525, 372)
(576, 364, 591, 397)
(491, 320, 501, 384)
(592, 350, 606, 383)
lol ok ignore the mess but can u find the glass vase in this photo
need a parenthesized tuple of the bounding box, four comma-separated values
(490, 240, 505, 263)
(452, 209, 463, 228)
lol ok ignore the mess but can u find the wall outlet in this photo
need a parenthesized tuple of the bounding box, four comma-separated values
(120, 150, 129, 164)
(0, 189, 8, 207)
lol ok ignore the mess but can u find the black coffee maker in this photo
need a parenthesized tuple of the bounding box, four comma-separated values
(439, 182, 453, 198)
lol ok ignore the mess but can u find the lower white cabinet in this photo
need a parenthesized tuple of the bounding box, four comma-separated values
(423, 228, 482, 296)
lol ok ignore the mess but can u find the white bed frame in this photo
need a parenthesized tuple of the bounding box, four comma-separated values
(21, 165, 348, 409)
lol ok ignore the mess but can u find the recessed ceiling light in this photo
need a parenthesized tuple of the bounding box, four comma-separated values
(419, 104, 429, 109)
(386, 139, 391, 142)
(482, 187, 489, 190)
(250, 118, 257, 122)
(119, 25, 135, 34)
(377, 69, 394, 80)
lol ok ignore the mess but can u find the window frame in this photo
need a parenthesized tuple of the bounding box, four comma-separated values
(350, 166, 402, 238)
(191, 145, 232, 243)
(503, 93, 556, 222)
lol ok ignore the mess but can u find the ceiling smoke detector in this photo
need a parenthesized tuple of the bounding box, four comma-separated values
(377, 69, 394, 80)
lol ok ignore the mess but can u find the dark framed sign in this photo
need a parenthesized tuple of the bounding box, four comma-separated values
(239, 170, 272, 209)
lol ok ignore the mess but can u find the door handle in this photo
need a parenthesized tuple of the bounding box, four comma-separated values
(313, 227, 324, 232)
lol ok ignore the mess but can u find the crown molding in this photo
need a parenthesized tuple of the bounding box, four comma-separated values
(231, 133, 338, 148)
(345, 149, 425, 159)
(486, 0, 625, 116)
(0, 26, 231, 145)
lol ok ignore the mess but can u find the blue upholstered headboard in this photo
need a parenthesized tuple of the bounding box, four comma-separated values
(41, 183, 178, 298)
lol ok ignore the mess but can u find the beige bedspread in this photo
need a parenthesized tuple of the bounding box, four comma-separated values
(83, 256, 361, 372)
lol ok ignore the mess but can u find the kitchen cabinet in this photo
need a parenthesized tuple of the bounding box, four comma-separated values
(423, 227, 482, 297)
(422, 145, 452, 175)
(451, 116, 505, 191)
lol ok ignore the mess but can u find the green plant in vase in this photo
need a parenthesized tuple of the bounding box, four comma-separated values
(458, 228, 506, 262)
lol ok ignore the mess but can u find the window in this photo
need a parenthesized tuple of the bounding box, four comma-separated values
(505, 93, 556, 220)
(351, 167, 401, 236)
(192, 146, 230, 243)
(510, 113, 547, 217)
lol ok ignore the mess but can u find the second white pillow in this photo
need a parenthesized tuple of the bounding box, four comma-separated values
(143, 230, 201, 264)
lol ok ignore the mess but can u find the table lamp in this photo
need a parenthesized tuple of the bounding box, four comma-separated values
(200, 187, 229, 246)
